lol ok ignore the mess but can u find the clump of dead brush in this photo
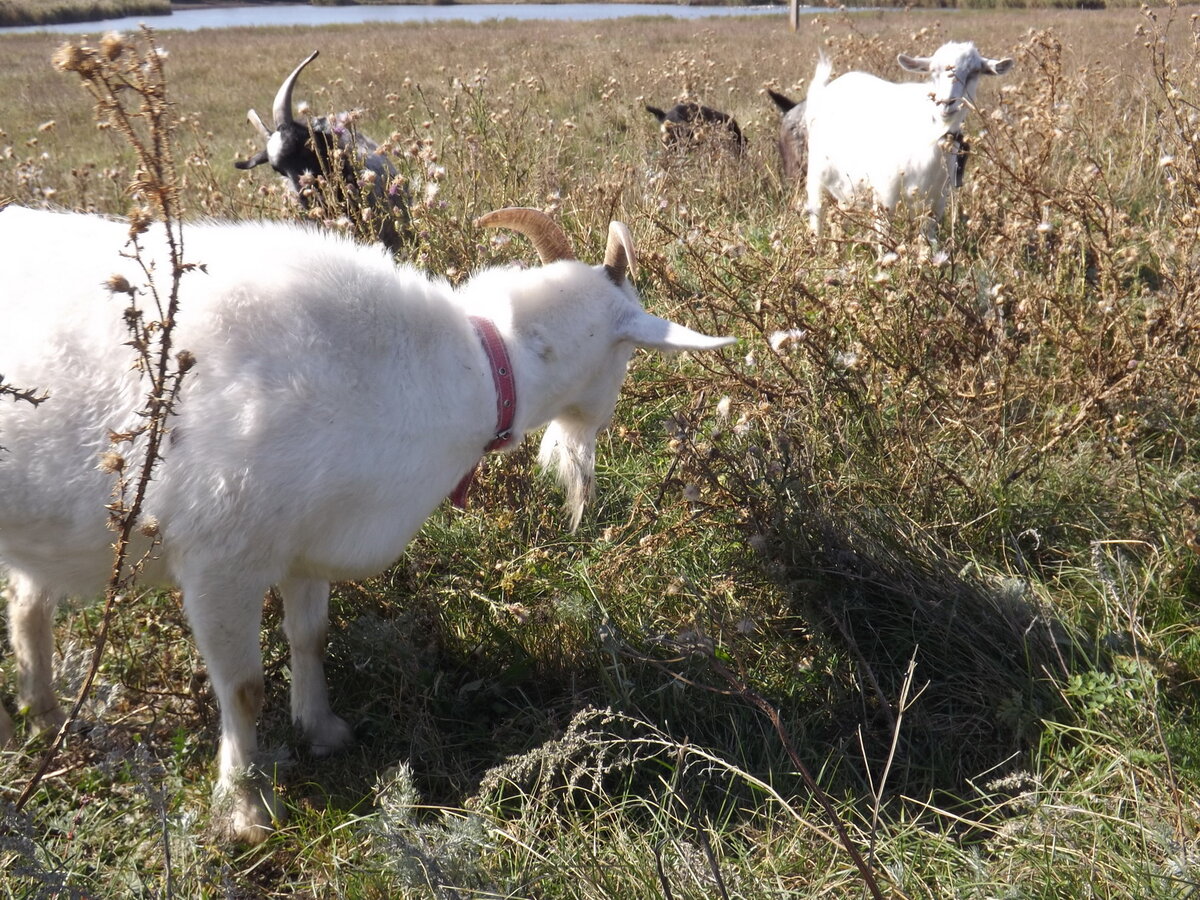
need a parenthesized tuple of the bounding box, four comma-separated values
(626, 12, 1200, 794)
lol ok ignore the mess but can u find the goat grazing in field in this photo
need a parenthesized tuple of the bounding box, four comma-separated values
(235, 50, 408, 251)
(803, 41, 1013, 238)
(766, 88, 807, 181)
(0, 204, 734, 843)
(645, 101, 745, 154)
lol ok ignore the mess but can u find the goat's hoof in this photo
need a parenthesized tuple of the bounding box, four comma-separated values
(29, 704, 67, 737)
(305, 714, 353, 758)
(231, 802, 276, 845)
(214, 781, 283, 845)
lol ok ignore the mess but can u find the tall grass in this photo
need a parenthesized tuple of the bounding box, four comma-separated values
(0, 0, 168, 28)
(1, 6, 1198, 897)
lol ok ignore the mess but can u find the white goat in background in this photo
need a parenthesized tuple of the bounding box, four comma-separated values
(0, 205, 734, 843)
(803, 41, 1014, 238)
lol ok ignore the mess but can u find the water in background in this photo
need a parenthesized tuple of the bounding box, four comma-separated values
(4, 3, 795, 35)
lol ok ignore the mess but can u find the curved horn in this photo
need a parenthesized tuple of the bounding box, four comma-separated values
(474, 207, 575, 265)
(603, 221, 637, 285)
(272, 50, 320, 130)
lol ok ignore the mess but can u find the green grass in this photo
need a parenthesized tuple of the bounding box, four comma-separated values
(2, 5, 1200, 897)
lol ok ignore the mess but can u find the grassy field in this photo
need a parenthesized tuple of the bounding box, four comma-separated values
(0, 0, 169, 28)
(1, 4, 1199, 897)
(0, 0, 1156, 28)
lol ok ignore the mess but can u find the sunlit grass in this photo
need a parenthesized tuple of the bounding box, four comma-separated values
(0, 0, 168, 27)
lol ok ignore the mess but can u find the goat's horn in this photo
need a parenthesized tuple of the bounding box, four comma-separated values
(272, 50, 320, 130)
(474, 207, 575, 265)
(246, 108, 271, 141)
(603, 221, 637, 284)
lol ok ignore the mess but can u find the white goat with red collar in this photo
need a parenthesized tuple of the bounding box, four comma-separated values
(804, 41, 1013, 238)
(0, 205, 733, 843)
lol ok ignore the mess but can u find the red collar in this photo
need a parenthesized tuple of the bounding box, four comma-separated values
(449, 316, 516, 508)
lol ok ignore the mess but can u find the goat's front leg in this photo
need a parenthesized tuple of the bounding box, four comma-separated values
(278, 577, 352, 756)
(805, 171, 826, 238)
(180, 568, 277, 844)
(7, 571, 67, 736)
(924, 188, 949, 245)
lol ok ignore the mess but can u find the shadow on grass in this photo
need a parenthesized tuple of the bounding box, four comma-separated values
(290, 496, 1091, 839)
(767, 499, 1083, 802)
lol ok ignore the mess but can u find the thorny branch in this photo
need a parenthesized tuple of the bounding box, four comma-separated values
(0, 380, 46, 407)
(16, 30, 194, 829)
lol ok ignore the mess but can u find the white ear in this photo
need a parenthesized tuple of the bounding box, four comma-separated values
(618, 310, 736, 352)
(984, 56, 1015, 76)
(897, 53, 931, 73)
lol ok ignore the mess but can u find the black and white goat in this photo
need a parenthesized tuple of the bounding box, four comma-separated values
(0, 204, 733, 843)
(644, 101, 745, 154)
(766, 88, 807, 181)
(235, 50, 407, 251)
(803, 41, 1013, 238)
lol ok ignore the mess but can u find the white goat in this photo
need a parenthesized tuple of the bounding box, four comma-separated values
(0, 205, 734, 842)
(803, 41, 1013, 238)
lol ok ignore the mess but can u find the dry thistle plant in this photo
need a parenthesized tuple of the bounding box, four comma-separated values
(15, 28, 196, 812)
(0, 380, 45, 409)
(295, 113, 413, 251)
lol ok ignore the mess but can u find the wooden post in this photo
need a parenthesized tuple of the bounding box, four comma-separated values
(789, 0, 800, 32)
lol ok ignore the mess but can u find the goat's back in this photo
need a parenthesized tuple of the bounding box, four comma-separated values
(807, 72, 942, 138)
(0, 209, 485, 592)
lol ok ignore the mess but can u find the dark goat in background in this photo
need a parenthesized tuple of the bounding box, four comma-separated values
(644, 102, 745, 153)
(766, 88, 808, 181)
(235, 51, 407, 252)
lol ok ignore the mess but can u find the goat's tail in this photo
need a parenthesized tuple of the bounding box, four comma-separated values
(807, 55, 833, 103)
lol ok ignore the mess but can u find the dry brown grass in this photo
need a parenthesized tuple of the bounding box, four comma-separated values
(0, 10, 1167, 214)
(0, 0, 168, 28)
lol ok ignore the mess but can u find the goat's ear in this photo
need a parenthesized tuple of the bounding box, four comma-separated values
(604, 222, 637, 286)
(897, 53, 931, 73)
(235, 150, 271, 171)
(983, 57, 1015, 76)
(247, 108, 272, 141)
(618, 311, 736, 353)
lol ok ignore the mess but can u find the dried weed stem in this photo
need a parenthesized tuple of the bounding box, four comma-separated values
(16, 30, 194, 831)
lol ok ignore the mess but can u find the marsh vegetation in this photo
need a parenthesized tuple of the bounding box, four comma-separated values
(0, 0, 168, 28)
(1, 6, 1198, 897)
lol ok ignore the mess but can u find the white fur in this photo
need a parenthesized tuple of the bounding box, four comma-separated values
(0, 206, 734, 842)
(804, 41, 1013, 237)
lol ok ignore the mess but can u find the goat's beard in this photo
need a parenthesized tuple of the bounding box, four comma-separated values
(538, 419, 596, 532)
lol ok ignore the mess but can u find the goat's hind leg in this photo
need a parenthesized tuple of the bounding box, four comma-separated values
(278, 577, 352, 756)
(0, 701, 12, 746)
(179, 567, 279, 844)
(6, 571, 67, 738)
